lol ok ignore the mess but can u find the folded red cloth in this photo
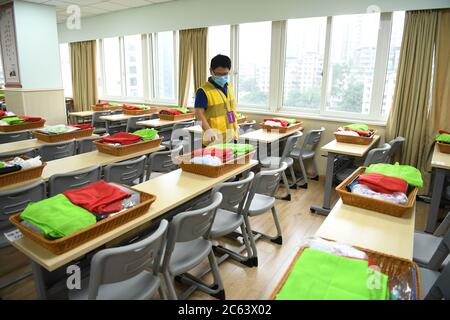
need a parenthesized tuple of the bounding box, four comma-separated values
(439, 130, 450, 135)
(100, 132, 142, 145)
(19, 116, 43, 122)
(263, 118, 289, 127)
(123, 104, 141, 111)
(0, 110, 5, 117)
(344, 128, 372, 137)
(70, 124, 92, 130)
(160, 109, 182, 116)
(358, 173, 408, 194)
(96, 102, 109, 107)
(63, 181, 131, 215)
(192, 147, 235, 162)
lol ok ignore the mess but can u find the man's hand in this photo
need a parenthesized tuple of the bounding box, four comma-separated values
(204, 129, 219, 143)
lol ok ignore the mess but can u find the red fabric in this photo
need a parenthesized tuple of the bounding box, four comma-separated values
(100, 132, 142, 145)
(160, 109, 182, 116)
(70, 124, 92, 130)
(192, 147, 234, 162)
(0, 110, 5, 117)
(439, 130, 450, 135)
(123, 104, 141, 111)
(19, 116, 43, 122)
(63, 181, 131, 215)
(358, 173, 408, 194)
(344, 128, 372, 137)
(96, 102, 109, 107)
(263, 118, 289, 127)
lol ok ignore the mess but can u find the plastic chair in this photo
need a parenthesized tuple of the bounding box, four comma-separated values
(103, 155, 146, 186)
(38, 140, 77, 162)
(238, 120, 257, 135)
(0, 148, 38, 159)
(69, 219, 168, 300)
(76, 136, 100, 154)
(420, 260, 450, 300)
(387, 136, 405, 163)
(146, 144, 183, 180)
(0, 131, 32, 144)
(289, 127, 325, 188)
(161, 192, 224, 300)
(126, 114, 158, 132)
(91, 111, 111, 135)
(48, 165, 102, 196)
(162, 120, 195, 149)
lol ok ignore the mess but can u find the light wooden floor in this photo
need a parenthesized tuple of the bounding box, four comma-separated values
(0, 177, 433, 300)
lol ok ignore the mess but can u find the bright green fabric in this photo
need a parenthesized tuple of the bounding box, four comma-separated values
(436, 133, 450, 144)
(133, 128, 158, 141)
(2, 117, 25, 125)
(343, 124, 369, 131)
(20, 194, 96, 239)
(209, 143, 254, 156)
(0, 162, 5, 168)
(365, 162, 423, 187)
(173, 107, 189, 114)
(275, 117, 296, 125)
(130, 104, 149, 110)
(275, 248, 389, 300)
(109, 102, 122, 107)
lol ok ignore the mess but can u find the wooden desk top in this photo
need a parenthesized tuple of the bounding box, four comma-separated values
(137, 117, 195, 128)
(316, 199, 415, 260)
(321, 135, 380, 157)
(431, 145, 450, 170)
(239, 128, 303, 143)
(68, 111, 94, 117)
(11, 160, 258, 271)
(100, 113, 157, 122)
(185, 123, 253, 134)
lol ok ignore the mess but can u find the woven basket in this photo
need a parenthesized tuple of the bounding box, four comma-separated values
(0, 119, 46, 132)
(237, 116, 247, 124)
(91, 105, 123, 111)
(9, 184, 157, 255)
(33, 128, 94, 143)
(0, 156, 46, 188)
(260, 121, 303, 134)
(123, 107, 158, 116)
(94, 138, 162, 156)
(437, 142, 450, 154)
(158, 112, 195, 121)
(270, 246, 421, 300)
(334, 130, 376, 145)
(335, 166, 418, 217)
(177, 151, 255, 178)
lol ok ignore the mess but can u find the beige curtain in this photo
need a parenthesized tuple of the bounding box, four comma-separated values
(386, 10, 438, 173)
(178, 28, 208, 107)
(70, 41, 98, 112)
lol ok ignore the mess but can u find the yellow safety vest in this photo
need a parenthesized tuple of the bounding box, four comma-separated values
(199, 81, 238, 145)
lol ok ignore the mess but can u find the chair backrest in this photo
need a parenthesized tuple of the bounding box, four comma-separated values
(126, 115, 157, 132)
(212, 171, 254, 212)
(161, 192, 222, 271)
(425, 259, 450, 300)
(363, 143, 391, 166)
(427, 228, 450, 270)
(281, 132, 303, 162)
(91, 111, 111, 128)
(104, 155, 146, 185)
(173, 120, 195, 131)
(87, 219, 168, 300)
(238, 120, 257, 135)
(0, 179, 47, 229)
(0, 131, 31, 144)
(387, 136, 405, 163)
(39, 140, 77, 162)
(77, 136, 100, 154)
(434, 211, 450, 237)
(169, 120, 195, 146)
(301, 127, 325, 151)
(147, 144, 183, 178)
(0, 148, 38, 159)
(48, 165, 102, 196)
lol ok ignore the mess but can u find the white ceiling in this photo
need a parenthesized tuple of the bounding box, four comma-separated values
(22, 0, 176, 23)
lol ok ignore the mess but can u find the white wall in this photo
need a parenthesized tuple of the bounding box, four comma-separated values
(15, 0, 62, 89)
(58, 0, 450, 43)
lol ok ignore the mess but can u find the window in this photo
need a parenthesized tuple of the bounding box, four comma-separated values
(154, 31, 177, 102)
(59, 43, 72, 97)
(124, 35, 144, 97)
(237, 21, 272, 107)
(103, 37, 122, 96)
(96, 40, 103, 98)
(382, 11, 405, 117)
(208, 25, 231, 62)
(325, 13, 380, 114)
(283, 17, 327, 110)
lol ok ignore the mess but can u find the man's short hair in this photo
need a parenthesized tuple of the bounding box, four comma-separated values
(210, 54, 231, 70)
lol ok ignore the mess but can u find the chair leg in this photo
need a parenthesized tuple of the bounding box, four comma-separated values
(288, 165, 298, 190)
(275, 172, 291, 201)
(243, 214, 259, 267)
(158, 284, 168, 300)
(208, 252, 225, 299)
(250, 207, 283, 245)
(163, 271, 178, 300)
(311, 159, 320, 181)
(297, 158, 309, 188)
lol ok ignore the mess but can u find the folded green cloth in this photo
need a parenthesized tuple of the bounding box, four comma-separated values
(365, 162, 423, 188)
(0, 162, 5, 168)
(20, 194, 96, 239)
(276, 248, 389, 300)
(275, 117, 296, 125)
(2, 117, 25, 125)
(133, 128, 158, 141)
(173, 107, 189, 114)
(209, 143, 254, 156)
(436, 133, 450, 144)
(43, 125, 71, 134)
(343, 124, 369, 131)
(109, 102, 122, 107)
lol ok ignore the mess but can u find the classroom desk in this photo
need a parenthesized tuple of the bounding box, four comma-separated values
(239, 128, 303, 144)
(316, 199, 415, 260)
(11, 160, 258, 299)
(100, 112, 158, 122)
(68, 111, 94, 124)
(425, 145, 450, 233)
(184, 122, 253, 135)
(310, 136, 380, 216)
(136, 117, 195, 128)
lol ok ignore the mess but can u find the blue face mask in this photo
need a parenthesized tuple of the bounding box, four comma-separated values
(213, 74, 229, 87)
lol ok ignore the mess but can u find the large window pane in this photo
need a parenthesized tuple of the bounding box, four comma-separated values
(238, 22, 271, 107)
(103, 37, 122, 96)
(208, 25, 230, 62)
(155, 31, 176, 101)
(59, 43, 72, 98)
(283, 17, 326, 110)
(326, 13, 380, 114)
(124, 35, 144, 97)
(382, 11, 405, 117)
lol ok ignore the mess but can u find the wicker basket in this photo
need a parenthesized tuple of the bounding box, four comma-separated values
(270, 246, 421, 300)
(0, 156, 46, 188)
(123, 107, 158, 116)
(91, 105, 123, 111)
(237, 116, 247, 124)
(335, 166, 418, 217)
(177, 151, 255, 178)
(437, 142, 450, 154)
(9, 184, 157, 255)
(260, 121, 303, 134)
(334, 130, 376, 145)
(0, 119, 46, 132)
(33, 128, 94, 143)
(94, 138, 162, 156)
(158, 112, 195, 121)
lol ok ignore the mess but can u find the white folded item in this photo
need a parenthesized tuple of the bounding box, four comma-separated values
(0, 120, 8, 126)
(190, 155, 223, 166)
(7, 156, 43, 170)
(336, 130, 359, 136)
(264, 120, 282, 127)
